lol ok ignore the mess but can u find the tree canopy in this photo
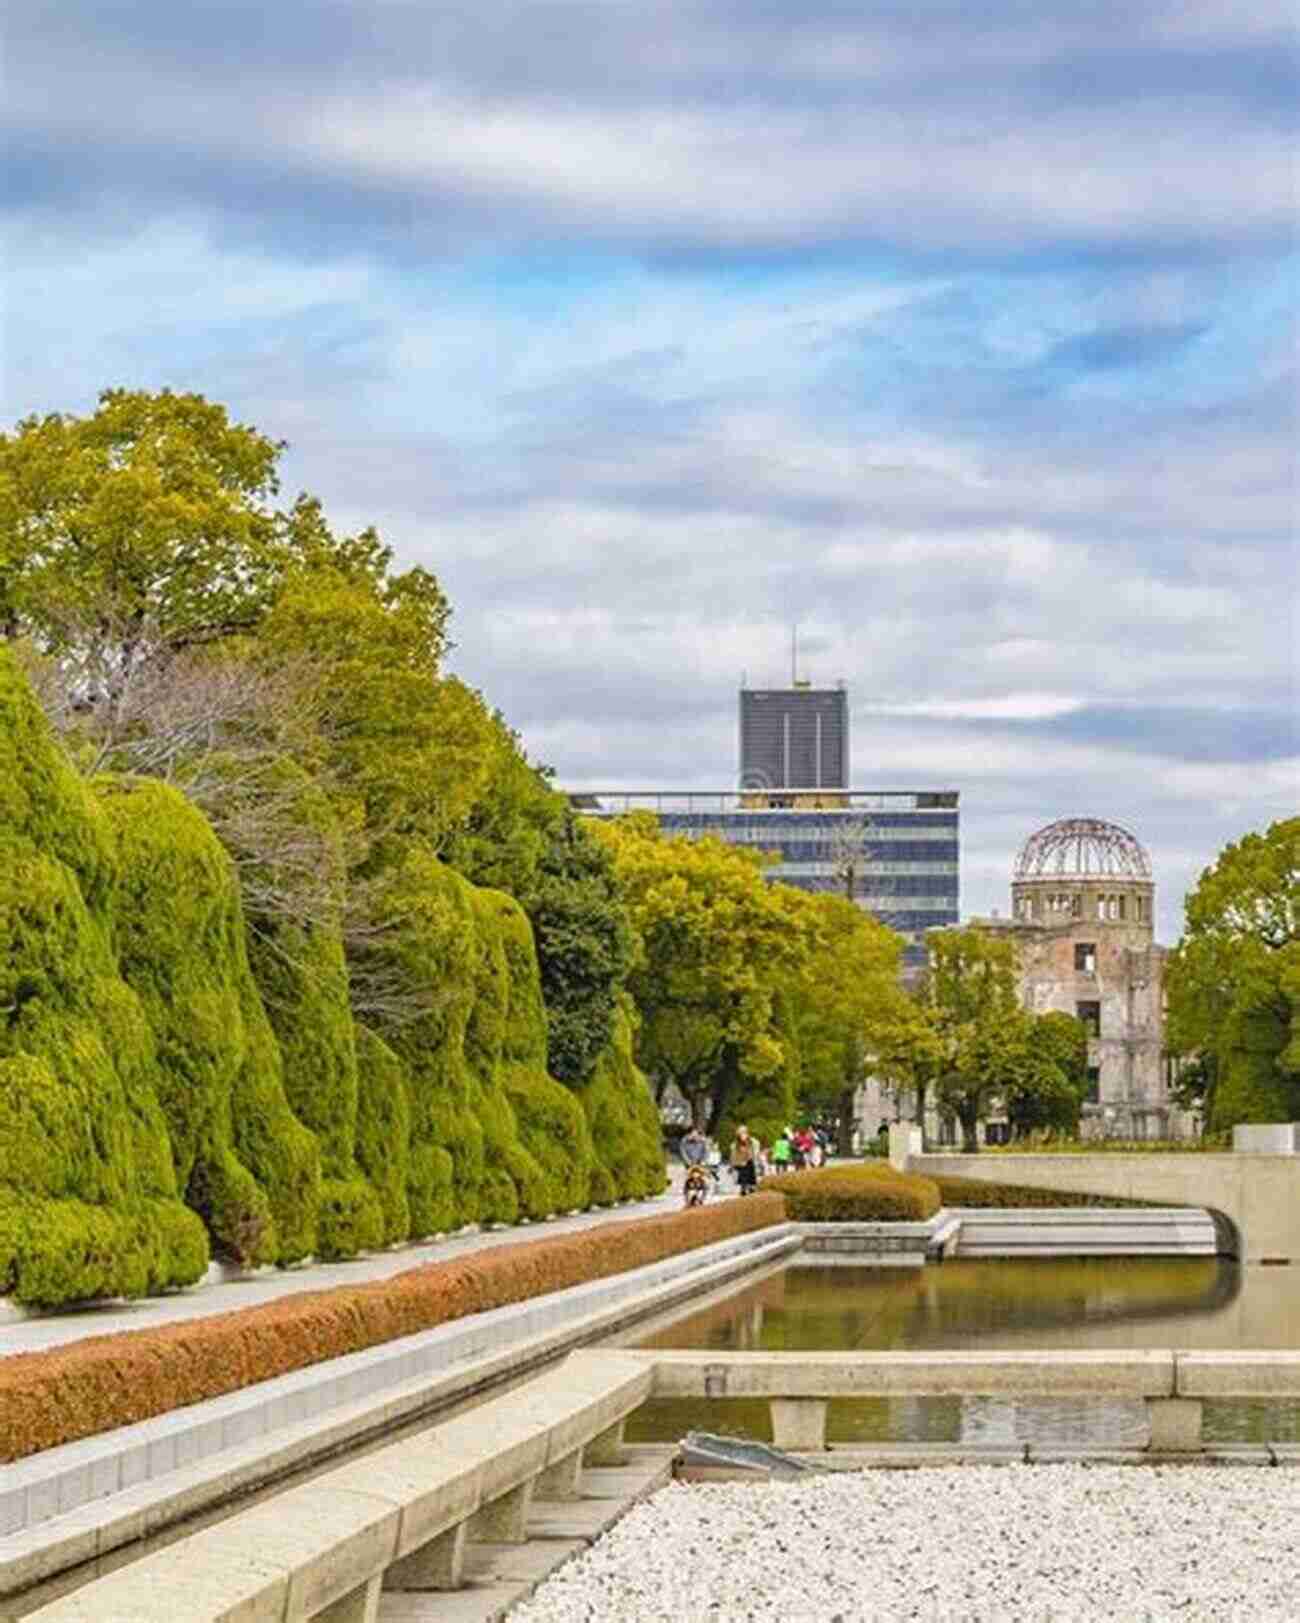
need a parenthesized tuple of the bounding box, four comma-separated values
(1166, 817, 1299, 1129)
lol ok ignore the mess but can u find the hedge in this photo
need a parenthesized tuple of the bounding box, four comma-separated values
(0, 656, 208, 1306)
(762, 1164, 940, 1221)
(0, 1192, 786, 1462)
(98, 774, 321, 1269)
(983, 1138, 1229, 1154)
(931, 1174, 1166, 1209)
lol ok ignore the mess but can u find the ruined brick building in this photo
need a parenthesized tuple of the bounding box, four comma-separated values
(855, 816, 1194, 1145)
(974, 816, 1194, 1140)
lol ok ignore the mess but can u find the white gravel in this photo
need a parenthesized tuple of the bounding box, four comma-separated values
(511, 1465, 1300, 1622)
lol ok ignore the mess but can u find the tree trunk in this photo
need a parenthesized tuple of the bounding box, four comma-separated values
(958, 1100, 980, 1153)
(836, 1086, 855, 1156)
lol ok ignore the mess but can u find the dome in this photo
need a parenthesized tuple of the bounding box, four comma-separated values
(1013, 817, 1151, 881)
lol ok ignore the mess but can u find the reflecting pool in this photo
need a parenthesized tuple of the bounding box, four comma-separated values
(625, 1258, 1300, 1447)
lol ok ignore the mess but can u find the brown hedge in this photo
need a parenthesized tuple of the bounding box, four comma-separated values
(762, 1164, 940, 1222)
(931, 1174, 1166, 1210)
(0, 1193, 786, 1462)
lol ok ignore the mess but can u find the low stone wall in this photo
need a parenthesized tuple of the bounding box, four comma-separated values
(907, 1151, 1300, 1263)
(20, 1348, 1300, 1622)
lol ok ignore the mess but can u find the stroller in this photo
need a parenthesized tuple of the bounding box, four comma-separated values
(683, 1163, 710, 1208)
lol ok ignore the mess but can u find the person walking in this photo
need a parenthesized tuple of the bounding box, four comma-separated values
(771, 1129, 792, 1173)
(730, 1125, 758, 1196)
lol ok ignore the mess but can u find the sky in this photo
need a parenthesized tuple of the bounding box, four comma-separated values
(3, 1, 1297, 942)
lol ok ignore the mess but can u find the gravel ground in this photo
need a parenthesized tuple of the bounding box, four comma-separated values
(511, 1465, 1300, 1622)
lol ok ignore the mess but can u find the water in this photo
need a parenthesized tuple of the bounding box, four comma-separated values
(627, 1258, 1300, 1447)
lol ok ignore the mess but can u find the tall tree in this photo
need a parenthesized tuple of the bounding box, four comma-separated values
(593, 819, 815, 1132)
(789, 892, 909, 1152)
(912, 926, 1060, 1150)
(1167, 817, 1300, 1129)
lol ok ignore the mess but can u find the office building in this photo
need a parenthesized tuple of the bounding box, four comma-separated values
(739, 685, 849, 793)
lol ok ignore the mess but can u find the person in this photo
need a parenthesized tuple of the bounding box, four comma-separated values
(683, 1161, 710, 1207)
(730, 1124, 757, 1196)
(771, 1130, 792, 1173)
(680, 1124, 708, 1169)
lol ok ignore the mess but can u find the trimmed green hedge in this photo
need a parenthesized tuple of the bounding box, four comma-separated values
(983, 1138, 1229, 1153)
(763, 1164, 940, 1221)
(0, 1193, 787, 1461)
(575, 995, 667, 1204)
(99, 774, 321, 1267)
(0, 649, 669, 1305)
(0, 653, 208, 1305)
(932, 1174, 1166, 1210)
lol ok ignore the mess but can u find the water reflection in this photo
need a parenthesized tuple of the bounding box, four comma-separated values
(628, 1259, 1300, 1446)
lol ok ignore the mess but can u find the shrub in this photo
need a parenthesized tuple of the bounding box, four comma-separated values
(572, 996, 667, 1203)
(0, 1192, 787, 1461)
(0, 655, 208, 1306)
(763, 1163, 940, 1221)
(248, 917, 383, 1260)
(378, 851, 486, 1233)
(984, 1137, 1230, 1154)
(97, 774, 322, 1267)
(497, 892, 595, 1213)
(353, 1025, 412, 1245)
(931, 1174, 1166, 1210)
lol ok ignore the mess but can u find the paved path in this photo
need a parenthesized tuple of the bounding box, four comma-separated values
(1, 1162, 745, 1358)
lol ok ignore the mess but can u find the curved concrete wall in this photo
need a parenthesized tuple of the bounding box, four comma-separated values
(908, 1153, 1300, 1265)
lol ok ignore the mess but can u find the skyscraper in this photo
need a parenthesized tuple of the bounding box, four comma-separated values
(738, 685, 848, 792)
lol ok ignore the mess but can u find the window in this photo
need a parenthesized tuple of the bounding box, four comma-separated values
(1076, 1000, 1101, 1038)
(1074, 943, 1096, 974)
(1085, 1065, 1101, 1104)
(1117, 894, 1127, 921)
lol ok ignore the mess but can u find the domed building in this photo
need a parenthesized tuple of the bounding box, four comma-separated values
(984, 817, 1192, 1140)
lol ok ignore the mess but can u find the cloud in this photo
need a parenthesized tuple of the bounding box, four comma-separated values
(1, 0, 1295, 949)
(6, 2, 1295, 258)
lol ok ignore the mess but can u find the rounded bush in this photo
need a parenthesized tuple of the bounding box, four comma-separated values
(762, 1163, 940, 1221)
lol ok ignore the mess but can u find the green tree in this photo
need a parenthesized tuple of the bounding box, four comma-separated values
(919, 927, 1077, 1151)
(593, 819, 815, 1133)
(1008, 1011, 1090, 1138)
(789, 892, 909, 1153)
(442, 720, 635, 1084)
(1167, 818, 1300, 1129)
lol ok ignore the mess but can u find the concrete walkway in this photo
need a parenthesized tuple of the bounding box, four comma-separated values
(1, 1163, 744, 1359)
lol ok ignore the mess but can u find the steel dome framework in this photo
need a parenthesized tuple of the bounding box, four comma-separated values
(1013, 817, 1151, 882)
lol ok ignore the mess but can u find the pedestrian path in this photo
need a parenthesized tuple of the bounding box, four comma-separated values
(1, 1162, 742, 1358)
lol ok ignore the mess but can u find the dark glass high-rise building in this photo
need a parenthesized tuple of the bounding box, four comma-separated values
(739, 686, 848, 791)
(569, 682, 958, 974)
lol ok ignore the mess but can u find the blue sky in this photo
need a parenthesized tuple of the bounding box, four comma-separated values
(3, 1, 1296, 939)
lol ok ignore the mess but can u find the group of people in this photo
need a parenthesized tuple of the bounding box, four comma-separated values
(679, 1121, 832, 1205)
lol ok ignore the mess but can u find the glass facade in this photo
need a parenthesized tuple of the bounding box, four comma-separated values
(573, 790, 960, 971)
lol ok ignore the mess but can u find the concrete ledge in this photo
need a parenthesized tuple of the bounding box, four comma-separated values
(18, 1356, 662, 1623)
(953, 1207, 1219, 1258)
(647, 1349, 1176, 1399)
(1177, 1351, 1300, 1399)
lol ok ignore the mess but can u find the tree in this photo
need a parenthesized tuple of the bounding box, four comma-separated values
(1, 390, 283, 673)
(914, 932, 1094, 1149)
(592, 819, 815, 1133)
(820, 815, 873, 905)
(1007, 1011, 1089, 1138)
(443, 726, 636, 1084)
(789, 892, 909, 1153)
(1166, 818, 1300, 1129)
